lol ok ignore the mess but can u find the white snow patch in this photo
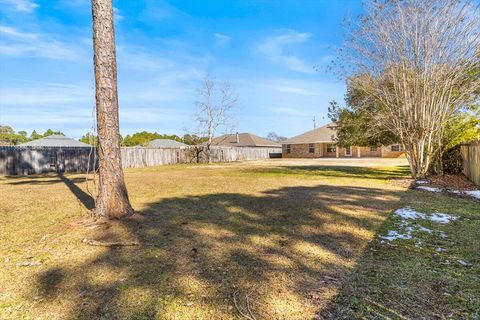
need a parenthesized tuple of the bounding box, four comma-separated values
(415, 225, 433, 234)
(429, 212, 457, 224)
(394, 207, 456, 224)
(417, 186, 442, 192)
(382, 230, 412, 241)
(394, 207, 425, 220)
(416, 180, 429, 184)
(381, 207, 456, 244)
(465, 190, 480, 200)
(381, 221, 432, 242)
(457, 259, 472, 267)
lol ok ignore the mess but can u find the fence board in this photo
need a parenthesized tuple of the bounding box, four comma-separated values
(461, 142, 480, 186)
(0, 146, 281, 175)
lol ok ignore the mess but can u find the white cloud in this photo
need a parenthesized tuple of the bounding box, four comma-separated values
(0, 25, 38, 40)
(213, 33, 232, 46)
(114, 7, 124, 23)
(0, 25, 82, 60)
(117, 47, 174, 71)
(1, 83, 91, 106)
(139, 2, 172, 22)
(0, 41, 81, 60)
(269, 85, 314, 96)
(0, 0, 38, 12)
(258, 30, 315, 74)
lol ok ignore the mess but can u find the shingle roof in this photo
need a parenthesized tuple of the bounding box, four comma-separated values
(282, 123, 337, 144)
(19, 135, 90, 147)
(147, 139, 188, 148)
(211, 133, 281, 147)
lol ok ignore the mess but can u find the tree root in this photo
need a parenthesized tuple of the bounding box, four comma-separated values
(233, 290, 257, 320)
(82, 238, 140, 247)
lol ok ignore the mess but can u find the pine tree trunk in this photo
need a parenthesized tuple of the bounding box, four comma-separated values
(92, 0, 133, 219)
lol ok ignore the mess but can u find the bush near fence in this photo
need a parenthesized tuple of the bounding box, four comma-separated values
(0, 146, 282, 175)
(460, 140, 480, 186)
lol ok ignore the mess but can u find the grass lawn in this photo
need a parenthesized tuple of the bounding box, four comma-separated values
(0, 160, 478, 319)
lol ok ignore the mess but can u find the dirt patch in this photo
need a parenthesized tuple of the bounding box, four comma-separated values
(390, 177, 414, 189)
(427, 174, 477, 191)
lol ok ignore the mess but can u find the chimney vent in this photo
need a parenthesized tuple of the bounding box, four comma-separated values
(236, 132, 240, 143)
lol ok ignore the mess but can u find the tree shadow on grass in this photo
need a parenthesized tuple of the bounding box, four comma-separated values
(57, 174, 95, 210)
(29, 179, 406, 319)
(6, 174, 86, 186)
(5, 174, 96, 210)
(317, 193, 480, 320)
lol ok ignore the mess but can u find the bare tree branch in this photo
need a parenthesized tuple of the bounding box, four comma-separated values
(191, 74, 238, 163)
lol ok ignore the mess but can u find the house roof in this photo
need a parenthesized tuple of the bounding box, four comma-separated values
(19, 135, 90, 147)
(147, 139, 188, 148)
(282, 123, 337, 144)
(211, 133, 281, 147)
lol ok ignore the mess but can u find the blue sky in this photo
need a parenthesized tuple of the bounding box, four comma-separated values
(0, 0, 363, 139)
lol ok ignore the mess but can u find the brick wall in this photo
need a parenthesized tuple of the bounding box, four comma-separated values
(337, 146, 360, 158)
(321, 143, 337, 157)
(282, 143, 323, 158)
(282, 143, 406, 158)
(358, 146, 382, 157)
(283, 143, 360, 158)
(381, 145, 406, 158)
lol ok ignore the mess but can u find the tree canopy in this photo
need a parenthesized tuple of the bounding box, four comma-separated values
(0, 126, 64, 145)
(121, 131, 183, 147)
(333, 0, 480, 177)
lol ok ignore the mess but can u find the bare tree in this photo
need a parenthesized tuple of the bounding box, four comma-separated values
(193, 75, 238, 163)
(267, 132, 287, 143)
(92, 0, 134, 218)
(337, 0, 480, 178)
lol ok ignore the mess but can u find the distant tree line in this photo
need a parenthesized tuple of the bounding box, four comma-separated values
(0, 126, 210, 147)
(79, 131, 209, 146)
(0, 126, 64, 145)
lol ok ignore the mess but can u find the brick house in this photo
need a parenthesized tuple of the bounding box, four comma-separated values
(282, 123, 405, 158)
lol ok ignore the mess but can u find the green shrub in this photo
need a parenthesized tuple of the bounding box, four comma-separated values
(442, 146, 463, 174)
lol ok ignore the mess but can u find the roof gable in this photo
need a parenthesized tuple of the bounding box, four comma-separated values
(19, 135, 90, 147)
(282, 123, 337, 144)
(211, 133, 280, 147)
(147, 139, 187, 148)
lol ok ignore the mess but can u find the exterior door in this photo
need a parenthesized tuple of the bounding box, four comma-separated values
(345, 146, 352, 156)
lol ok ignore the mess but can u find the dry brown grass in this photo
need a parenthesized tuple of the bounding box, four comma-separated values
(1, 159, 476, 319)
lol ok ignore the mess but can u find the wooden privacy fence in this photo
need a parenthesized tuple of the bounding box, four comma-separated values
(0, 146, 282, 175)
(0, 146, 96, 176)
(121, 146, 282, 168)
(460, 141, 480, 185)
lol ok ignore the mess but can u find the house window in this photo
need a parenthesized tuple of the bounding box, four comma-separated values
(327, 144, 336, 153)
(285, 144, 291, 154)
(345, 146, 352, 156)
(370, 145, 378, 152)
(391, 144, 403, 152)
(308, 143, 315, 153)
